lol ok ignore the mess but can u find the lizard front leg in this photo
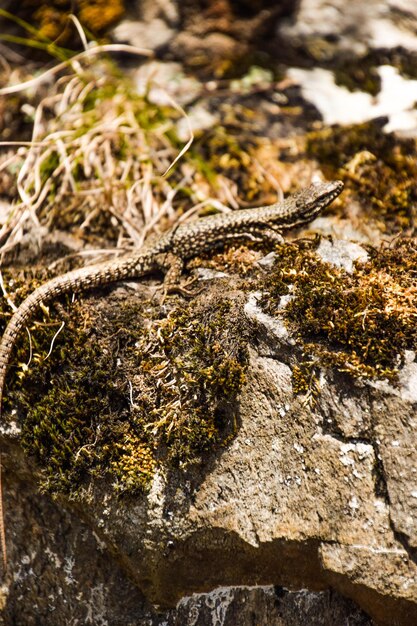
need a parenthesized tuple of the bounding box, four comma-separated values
(255, 228, 285, 246)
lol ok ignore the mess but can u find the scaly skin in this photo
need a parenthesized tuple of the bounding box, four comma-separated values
(0, 179, 343, 574)
(0, 180, 343, 413)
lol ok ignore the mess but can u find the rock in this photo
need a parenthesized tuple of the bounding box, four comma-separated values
(316, 238, 368, 273)
(278, 0, 417, 55)
(171, 586, 372, 625)
(278, 1, 417, 136)
(112, 18, 175, 51)
(3, 272, 416, 625)
(111, 0, 179, 50)
(2, 2, 417, 623)
(133, 60, 203, 106)
(170, 31, 247, 67)
(287, 66, 417, 133)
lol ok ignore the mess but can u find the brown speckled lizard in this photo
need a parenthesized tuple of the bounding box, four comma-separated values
(0, 179, 343, 573)
(0, 180, 343, 415)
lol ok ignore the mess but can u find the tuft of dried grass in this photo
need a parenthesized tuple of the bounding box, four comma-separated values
(0, 42, 235, 260)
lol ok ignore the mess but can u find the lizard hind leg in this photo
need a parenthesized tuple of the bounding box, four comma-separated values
(160, 252, 184, 289)
(155, 252, 203, 303)
(152, 252, 185, 304)
(165, 276, 203, 299)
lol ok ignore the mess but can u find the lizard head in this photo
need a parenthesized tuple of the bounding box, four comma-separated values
(287, 179, 344, 227)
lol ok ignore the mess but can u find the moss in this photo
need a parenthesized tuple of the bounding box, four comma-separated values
(1, 273, 248, 497)
(128, 297, 248, 468)
(334, 57, 381, 96)
(336, 48, 417, 91)
(0, 268, 55, 372)
(189, 123, 277, 204)
(333, 49, 417, 97)
(291, 361, 318, 398)
(306, 120, 417, 232)
(111, 438, 156, 493)
(258, 239, 417, 383)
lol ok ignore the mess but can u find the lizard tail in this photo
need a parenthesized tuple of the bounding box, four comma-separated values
(0, 280, 61, 414)
(0, 255, 151, 414)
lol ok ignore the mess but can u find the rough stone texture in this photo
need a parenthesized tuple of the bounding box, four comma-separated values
(0, 445, 152, 625)
(2, 2, 417, 624)
(3, 270, 417, 625)
(170, 586, 372, 625)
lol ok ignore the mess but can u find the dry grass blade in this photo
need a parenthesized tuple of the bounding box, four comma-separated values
(0, 46, 204, 258)
(0, 40, 264, 267)
(0, 43, 154, 96)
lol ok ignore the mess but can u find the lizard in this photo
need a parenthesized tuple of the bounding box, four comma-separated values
(0, 179, 343, 415)
(0, 179, 343, 574)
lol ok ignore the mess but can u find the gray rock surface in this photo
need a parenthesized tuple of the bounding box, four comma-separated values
(278, 0, 417, 54)
(112, 0, 179, 51)
(2, 2, 417, 625)
(3, 274, 416, 625)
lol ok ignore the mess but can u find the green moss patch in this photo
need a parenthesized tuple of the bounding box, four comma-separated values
(2, 278, 248, 496)
(334, 49, 417, 96)
(259, 239, 417, 382)
(128, 298, 247, 468)
(307, 120, 417, 232)
(334, 57, 381, 96)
